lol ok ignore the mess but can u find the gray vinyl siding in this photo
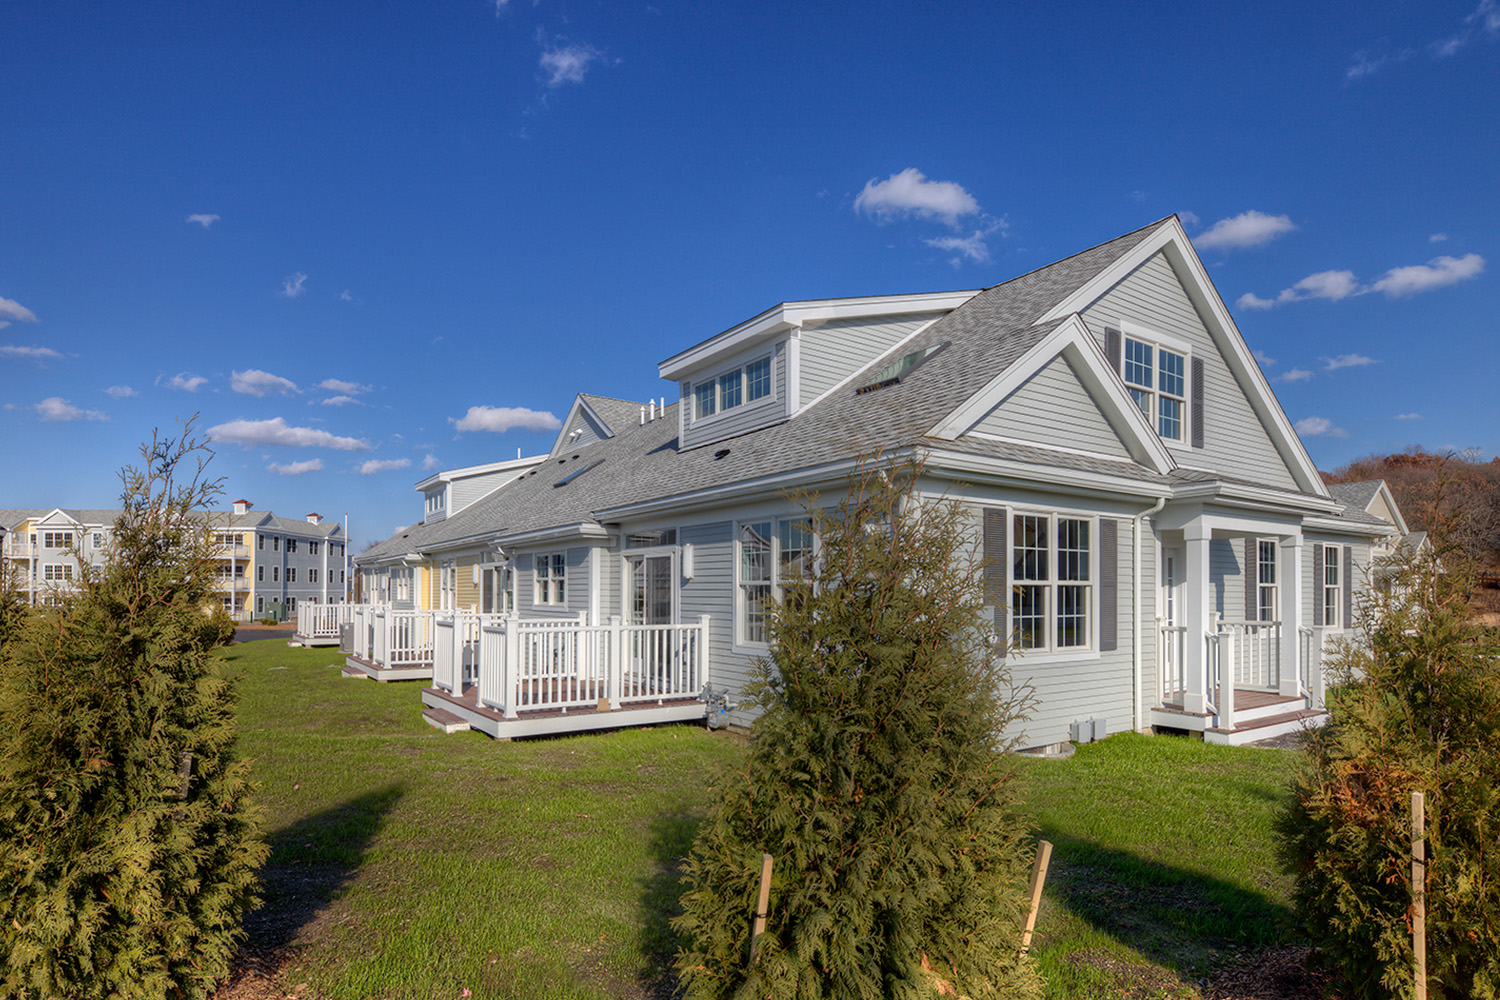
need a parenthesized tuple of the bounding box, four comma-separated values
(969, 354, 1133, 460)
(951, 492, 1146, 751)
(514, 545, 591, 620)
(1081, 252, 1300, 491)
(680, 341, 788, 451)
(798, 315, 933, 404)
(677, 521, 757, 726)
(598, 538, 620, 624)
(1211, 538, 1246, 621)
(451, 470, 519, 516)
(561, 408, 610, 451)
(1303, 536, 1372, 632)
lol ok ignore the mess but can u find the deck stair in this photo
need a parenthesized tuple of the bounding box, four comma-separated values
(1151, 689, 1328, 746)
(421, 706, 471, 734)
(341, 665, 370, 679)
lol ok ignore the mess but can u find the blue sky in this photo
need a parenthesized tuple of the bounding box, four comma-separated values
(2, 1, 1496, 547)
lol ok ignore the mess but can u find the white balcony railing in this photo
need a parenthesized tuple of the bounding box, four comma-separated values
(299, 601, 367, 640)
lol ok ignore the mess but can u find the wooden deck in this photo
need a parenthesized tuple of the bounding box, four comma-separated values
(420, 682, 706, 740)
(343, 653, 434, 682)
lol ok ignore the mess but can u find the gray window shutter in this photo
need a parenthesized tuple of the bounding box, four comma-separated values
(1191, 357, 1206, 448)
(1343, 545, 1354, 629)
(983, 509, 1007, 633)
(1105, 327, 1121, 371)
(1245, 538, 1259, 621)
(1099, 518, 1118, 651)
(1312, 544, 1324, 627)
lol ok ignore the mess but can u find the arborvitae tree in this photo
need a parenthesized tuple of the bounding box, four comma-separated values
(674, 461, 1042, 1000)
(0, 425, 267, 999)
(1277, 552, 1500, 999)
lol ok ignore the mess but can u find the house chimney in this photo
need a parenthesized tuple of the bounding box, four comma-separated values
(306, 512, 323, 525)
(232, 499, 252, 515)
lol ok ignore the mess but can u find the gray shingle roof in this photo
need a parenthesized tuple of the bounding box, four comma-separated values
(1326, 480, 1384, 511)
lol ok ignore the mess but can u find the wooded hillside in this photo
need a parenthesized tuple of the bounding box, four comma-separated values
(1323, 448, 1500, 586)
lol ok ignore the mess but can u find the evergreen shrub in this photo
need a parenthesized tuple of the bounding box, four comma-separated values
(1278, 555, 1500, 999)
(0, 426, 267, 999)
(674, 460, 1042, 1000)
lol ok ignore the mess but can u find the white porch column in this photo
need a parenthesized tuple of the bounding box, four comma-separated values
(1182, 523, 1212, 714)
(1279, 535, 1303, 697)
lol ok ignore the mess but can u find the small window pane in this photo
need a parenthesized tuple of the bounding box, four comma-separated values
(746, 357, 772, 400)
(1057, 519, 1089, 581)
(741, 522, 771, 583)
(1158, 350, 1185, 397)
(694, 381, 716, 419)
(1158, 396, 1181, 440)
(1012, 584, 1046, 649)
(1057, 585, 1088, 647)
(1129, 387, 1151, 419)
(778, 518, 813, 581)
(1013, 515, 1048, 582)
(719, 370, 742, 410)
(1124, 339, 1153, 387)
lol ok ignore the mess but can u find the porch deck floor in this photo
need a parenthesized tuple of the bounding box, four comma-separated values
(424, 681, 700, 724)
(1156, 688, 1303, 714)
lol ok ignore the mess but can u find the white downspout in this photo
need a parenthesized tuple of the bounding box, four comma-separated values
(1134, 495, 1167, 733)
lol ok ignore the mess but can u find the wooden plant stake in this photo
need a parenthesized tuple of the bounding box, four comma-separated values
(1412, 791, 1427, 1000)
(749, 853, 774, 963)
(1018, 840, 1053, 959)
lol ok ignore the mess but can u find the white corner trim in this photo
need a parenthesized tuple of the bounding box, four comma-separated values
(925, 315, 1175, 475)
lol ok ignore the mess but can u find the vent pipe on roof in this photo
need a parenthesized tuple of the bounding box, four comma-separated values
(640, 406, 646, 425)
(649, 399, 656, 421)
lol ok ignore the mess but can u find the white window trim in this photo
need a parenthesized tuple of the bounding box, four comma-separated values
(1322, 546, 1341, 630)
(1118, 320, 1192, 449)
(689, 353, 776, 426)
(732, 515, 815, 653)
(533, 552, 567, 606)
(1006, 508, 1099, 660)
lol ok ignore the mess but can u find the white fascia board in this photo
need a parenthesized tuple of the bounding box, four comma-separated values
(925, 315, 1176, 475)
(658, 290, 979, 380)
(1303, 515, 1401, 538)
(1040, 216, 1327, 497)
(1170, 480, 1341, 515)
(491, 522, 612, 548)
(547, 396, 616, 458)
(414, 454, 547, 492)
(921, 449, 1169, 500)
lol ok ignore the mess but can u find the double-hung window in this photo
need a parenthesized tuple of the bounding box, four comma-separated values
(1257, 540, 1277, 621)
(534, 553, 566, 605)
(43, 532, 73, 549)
(1011, 513, 1093, 651)
(737, 516, 814, 645)
(1322, 546, 1340, 627)
(693, 355, 773, 422)
(288, 567, 297, 583)
(43, 564, 73, 582)
(1122, 335, 1188, 443)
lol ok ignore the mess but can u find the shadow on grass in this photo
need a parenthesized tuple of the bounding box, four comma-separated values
(243, 783, 405, 952)
(1034, 824, 1297, 976)
(637, 808, 706, 999)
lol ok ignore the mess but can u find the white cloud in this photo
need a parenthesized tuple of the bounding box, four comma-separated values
(320, 395, 359, 407)
(1429, 233, 1449, 242)
(1, 344, 63, 360)
(1395, 412, 1422, 420)
(163, 372, 209, 392)
(925, 217, 1009, 266)
(186, 213, 220, 228)
(1322, 353, 1378, 371)
(340, 289, 354, 301)
(319, 378, 372, 395)
(1193, 211, 1297, 251)
(358, 457, 412, 475)
(1177, 210, 1201, 230)
(0, 296, 39, 326)
(35, 397, 107, 422)
(104, 385, 137, 398)
(450, 405, 562, 433)
(540, 44, 602, 87)
(207, 417, 370, 451)
(1351, 1, 1499, 79)
(854, 168, 981, 226)
(231, 368, 299, 397)
(280, 272, 309, 298)
(422, 453, 440, 471)
(1277, 368, 1313, 383)
(1238, 253, 1480, 310)
(1295, 416, 1348, 438)
(1252, 349, 1276, 366)
(1347, 50, 1402, 79)
(494, 0, 509, 13)
(268, 458, 324, 475)
(1369, 253, 1484, 298)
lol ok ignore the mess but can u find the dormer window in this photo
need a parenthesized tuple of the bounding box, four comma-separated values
(693, 355, 772, 421)
(1122, 335, 1188, 443)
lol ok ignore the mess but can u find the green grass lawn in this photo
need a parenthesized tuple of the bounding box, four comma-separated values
(227, 639, 1303, 1000)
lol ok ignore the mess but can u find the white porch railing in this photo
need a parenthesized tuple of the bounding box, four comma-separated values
(474, 614, 711, 719)
(386, 610, 435, 668)
(1158, 624, 1187, 703)
(1299, 625, 1328, 709)
(434, 612, 507, 695)
(1215, 620, 1281, 691)
(300, 601, 368, 640)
